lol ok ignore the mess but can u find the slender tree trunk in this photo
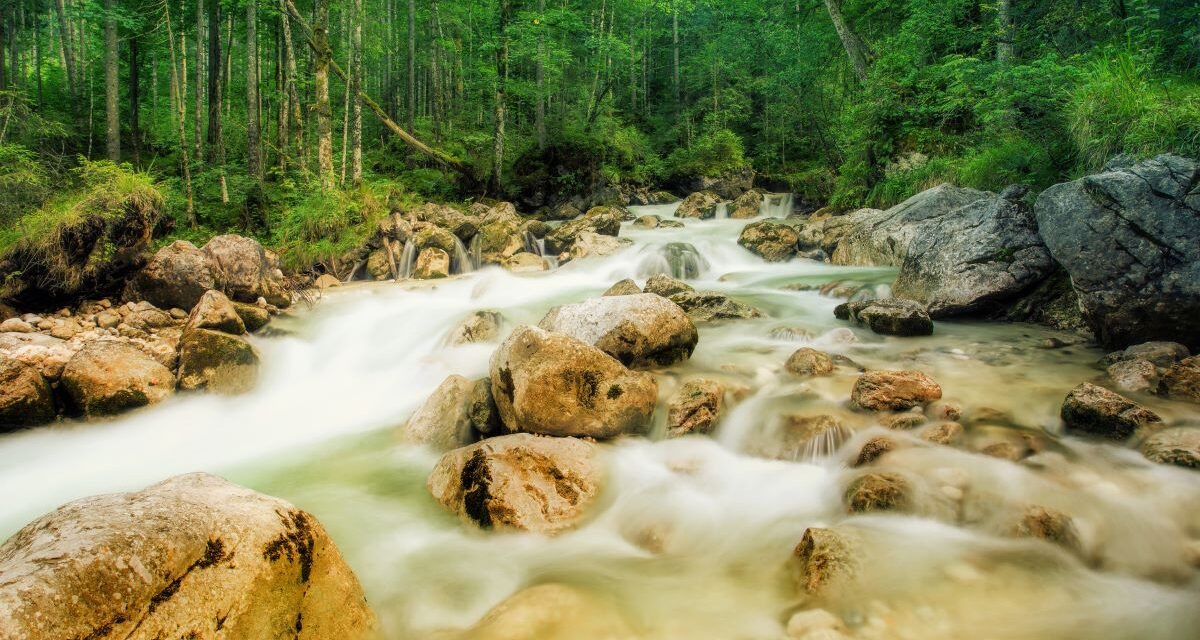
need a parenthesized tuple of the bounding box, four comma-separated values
(280, 0, 304, 171)
(339, 7, 351, 184)
(54, 0, 75, 100)
(407, 0, 415, 132)
(247, 0, 262, 180)
(823, 0, 870, 83)
(104, 0, 119, 161)
(351, 0, 363, 185)
(536, 0, 545, 150)
(164, 2, 195, 227)
(193, 0, 203, 159)
(206, 0, 220, 152)
(130, 35, 140, 165)
(490, 0, 510, 193)
(34, 2, 42, 107)
(313, 0, 334, 189)
(997, 0, 1014, 63)
(0, 8, 7, 91)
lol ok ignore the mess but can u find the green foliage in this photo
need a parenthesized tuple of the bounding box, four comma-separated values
(666, 128, 748, 179)
(0, 145, 51, 223)
(271, 180, 400, 271)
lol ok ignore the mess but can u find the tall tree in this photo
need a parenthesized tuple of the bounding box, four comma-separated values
(313, 0, 334, 188)
(164, 0, 195, 227)
(53, 0, 75, 100)
(535, 0, 545, 150)
(104, 0, 119, 161)
(823, 0, 870, 83)
(490, 0, 510, 193)
(997, 0, 1014, 63)
(407, 0, 415, 133)
(350, 0, 363, 185)
(279, 0, 304, 171)
(247, 0, 262, 180)
(194, 0, 204, 160)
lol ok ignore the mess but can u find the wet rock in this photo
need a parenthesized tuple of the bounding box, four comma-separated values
(1140, 428, 1200, 469)
(667, 379, 724, 437)
(769, 326, 816, 341)
(729, 190, 764, 219)
(738, 220, 800, 262)
(844, 472, 910, 513)
(232, 301, 271, 332)
(980, 441, 1024, 461)
(502, 252, 550, 272)
(467, 377, 502, 436)
(668, 291, 762, 322)
(465, 583, 634, 640)
(410, 224, 460, 255)
(791, 527, 860, 595)
(644, 273, 695, 297)
(633, 214, 661, 229)
(411, 202, 480, 239)
(1014, 506, 1082, 552)
(1034, 155, 1200, 350)
(0, 355, 56, 430)
(771, 414, 852, 460)
(786, 609, 849, 640)
(186, 290, 245, 335)
(366, 248, 393, 280)
(837, 299, 933, 336)
(202, 235, 291, 307)
(413, 247, 451, 279)
(176, 328, 260, 394)
(675, 190, 723, 219)
(539, 294, 698, 369)
(851, 370, 942, 411)
(445, 310, 503, 346)
(880, 412, 925, 430)
(785, 348, 835, 376)
(490, 326, 657, 439)
(314, 273, 341, 289)
(892, 185, 1053, 317)
(474, 219, 525, 265)
(922, 421, 964, 445)
(544, 206, 623, 254)
(568, 231, 631, 260)
(659, 219, 685, 229)
(1161, 356, 1200, 404)
(124, 240, 218, 311)
(0, 318, 33, 333)
(853, 436, 896, 467)
(1061, 382, 1161, 440)
(603, 279, 642, 296)
(0, 473, 376, 640)
(403, 375, 475, 450)
(1102, 341, 1190, 368)
(427, 433, 602, 534)
(1106, 359, 1159, 394)
(60, 341, 175, 417)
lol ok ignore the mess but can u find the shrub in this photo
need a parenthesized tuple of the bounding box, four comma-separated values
(666, 128, 749, 178)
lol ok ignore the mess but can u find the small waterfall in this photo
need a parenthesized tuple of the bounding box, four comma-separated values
(523, 231, 545, 257)
(397, 239, 417, 279)
(635, 242, 710, 280)
(451, 236, 475, 275)
(714, 202, 730, 219)
(760, 193, 795, 218)
(468, 234, 483, 269)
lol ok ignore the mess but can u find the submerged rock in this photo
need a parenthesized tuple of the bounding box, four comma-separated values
(922, 421, 964, 445)
(1104, 341, 1190, 368)
(675, 190, 723, 219)
(633, 214, 661, 229)
(544, 206, 624, 254)
(176, 328, 260, 394)
(490, 326, 657, 439)
(791, 527, 860, 596)
(404, 375, 475, 450)
(445, 310, 503, 346)
(60, 341, 174, 417)
(738, 220, 800, 262)
(667, 378, 724, 437)
(1034, 155, 1200, 350)
(1013, 506, 1082, 552)
(427, 433, 603, 534)
(503, 252, 550, 272)
(1162, 356, 1200, 404)
(844, 472, 911, 513)
(1106, 359, 1159, 395)
(0, 473, 376, 639)
(668, 291, 762, 322)
(770, 414, 852, 461)
(837, 298, 933, 336)
(0, 355, 56, 430)
(1140, 428, 1200, 469)
(851, 370, 942, 411)
(464, 583, 634, 640)
(644, 273, 695, 298)
(785, 348, 835, 377)
(538, 294, 698, 368)
(787, 609, 850, 640)
(569, 231, 631, 260)
(1060, 382, 1161, 440)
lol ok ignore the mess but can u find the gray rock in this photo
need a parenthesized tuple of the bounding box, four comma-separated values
(675, 191, 723, 219)
(668, 291, 762, 322)
(1102, 341, 1191, 368)
(1140, 428, 1200, 468)
(603, 279, 642, 296)
(1106, 359, 1159, 394)
(403, 374, 475, 450)
(1034, 155, 1200, 350)
(644, 273, 695, 298)
(1061, 382, 1161, 440)
(836, 299, 933, 336)
(544, 206, 624, 254)
(538, 294, 698, 368)
(124, 240, 217, 311)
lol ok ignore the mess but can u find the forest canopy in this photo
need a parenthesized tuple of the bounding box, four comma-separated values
(0, 0, 1197, 269)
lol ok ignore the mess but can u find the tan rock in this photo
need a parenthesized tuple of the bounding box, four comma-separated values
(675, 191, 722, 219)
(921, 421, 964, 445)
(785, 348, 835, 376)
(466, 583, 634, 640)
(844, 472, 910, 513)
(538, 293, 698, 368)
(0, 355, 56, 430)
(667, 378, 724, 437)
(177, 329, 260, 394)
(314, 273, 342, 289)
(851, 370, 942, 411)
(1061, 382, 1161, 440)
(852, 436, 896, 467)
(1162, 356, 1200, 404)
(729, 190, 764, 219)
(187, 289, 246, 335)
(403, 375, 475, 450)
(413, 247, 451, 279)
(232, 301, 271, 332)
(791, 527, 860, 596)
(603, 279, 642, 296)
(1013, 506, 1082, 552)
(1106, 358, 1159, 394)
(0, 318, 34, 333)
(1140, 428, 1200, 469)
(60, 341, 175, 417)
(502, 252, 550, 272)
(445, 310, 503, 346)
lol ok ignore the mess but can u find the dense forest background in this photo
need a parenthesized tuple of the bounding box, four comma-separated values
(0, 0, 1198, 271)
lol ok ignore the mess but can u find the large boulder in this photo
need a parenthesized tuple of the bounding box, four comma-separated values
(0, 354, 56, 430)
(1162, 356, 1200, 404)
(124, 240, 217, 311)
(410, 202, 478, 239)
(403, 374, 475, 450)
(413, 247, 451, 279)
(729, 190, 765, 219)
(738, 220, 800, 262)
(0, 473, 376, 639)
(836, 299, 934, 336)
(685, 168, 756, 200)
(176, 328, 260, 394)
(538, 294, 698, 368)
(1140, 428, 1200, 469)
(675, 191, 723, 219)
(1034, 155, 1200, 350)
(474, 218, 525, 265)
(568, 231, 631, 261)
(202, 235, 291, 308)
(851, 370, 942, 411)
(186, 289, 246, 335)
(544, 206, 624, 254)
(490, 326, 657, 439)
(427, 433, 603, 534)
(445, 310, 503, 346)
(60, 341, 175, 417)
(892, 185, 1054, 317)
(1061, 382, 1162, 440)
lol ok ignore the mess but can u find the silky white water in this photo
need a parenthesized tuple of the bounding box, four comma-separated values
(1, 205, 1198, 639)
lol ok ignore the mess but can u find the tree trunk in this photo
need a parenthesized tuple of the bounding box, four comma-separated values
(535, 0, 546, 150)
(164, 1, 195, 228)
(407, 0, 415, 133)
(54, 0, 75, 100)
(206, 0, 221, 154)
(314, 0, 334, 189)
(104, 0, 119, 161)
(672, 11, 680, 112)
(34, 0, 42, 107)
(997, 0, 1014, 63)
(193, 0, 203, 160)
(247, 0, 262, 180)
(351, 0, 363, 185)
(280, 0, 304, 172)
(823, 0, 870, 83)
(490, 0, 510, 193)
(130, 34, 141, 165)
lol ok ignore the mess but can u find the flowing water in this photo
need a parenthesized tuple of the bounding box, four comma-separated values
(1, 202, 1199, 639)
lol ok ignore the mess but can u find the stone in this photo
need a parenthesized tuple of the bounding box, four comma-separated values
(738, 220, 800, 262)
(1014, 506, 1082, 552)
(675, 190, 723, 219)
(633, 214, 660, 229)
(785, 348, 835, 376)
(544, 206, 624, 254)
(568, 231, 630, 260)
(474, 219, 525, 265)
(410, 202, 479, 238)
(644, 273, 695, 298)
(427, 433, 603, 534)
(490, 326, 657, 439)
(1061, 382, 1161, 440)
(1101, 341, 1190, 368)
(603, 279, 642, 296)
(686, 168, 756, 200)
(880, 412, 925, 430)
(786, 609, 848, 640)
(314, 273, 342, 289)
(186, 289, 246, 335)
(366, 249, 392, 280)
(1034, 155, 1200, 350)
(791, 527, 859, 596)
(410, 224, 460, 255)
(853, 436, 896, 467)
(465, 583, 634, 640)
(772, 414, 852, 460)
(844, 472, 910, 513)
(176, 328, 260, 394)
(1106, 359, 1159, 394)
(0, 473, 376, 640)
(403, 375, 475, 450)
(851, 370, 942, 411)
(413, 247, 451, 279)
(502, 252, 550, 272)
(467, 377, 502, 436)
(1140, 428, 1200, 468)
(124, 240, 217, 311)
(445, 310, 503, 346)
(60, 341, 175, 417)
(1162, 356, 1200, 404)
(232, 302, 271, 332)
(729, 189, 764, 219)
(0, 318, 33, 333)
(668, 291, 762, 322)
(922, 421, 964, 445)
(667, 379, 724, 437)
(538, 293, 698, 368)
(202, 235, 291, 307)
(838, 299, 933, 336)
(0, 355, 56, 430)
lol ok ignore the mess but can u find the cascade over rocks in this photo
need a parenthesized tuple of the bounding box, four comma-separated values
(0, 354, 56, 430)
(675, 191, 723, 219)
(738, 220, 800, 262)
(490, 326, 658, 438)
(0, 473, 376, 640)
(427, 433, 603, 534)
(538, 293, 698, 368)
(544, 206, 624, 254)
(1060, 382, 1161, 440)
(1034, 155, 1200, 350)
(60, 341, 175, 417)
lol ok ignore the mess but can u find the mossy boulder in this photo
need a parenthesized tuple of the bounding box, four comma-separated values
(176, 328, 260, 394)
(60, 341, 175, 417)
(543, 206, 624, 254)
